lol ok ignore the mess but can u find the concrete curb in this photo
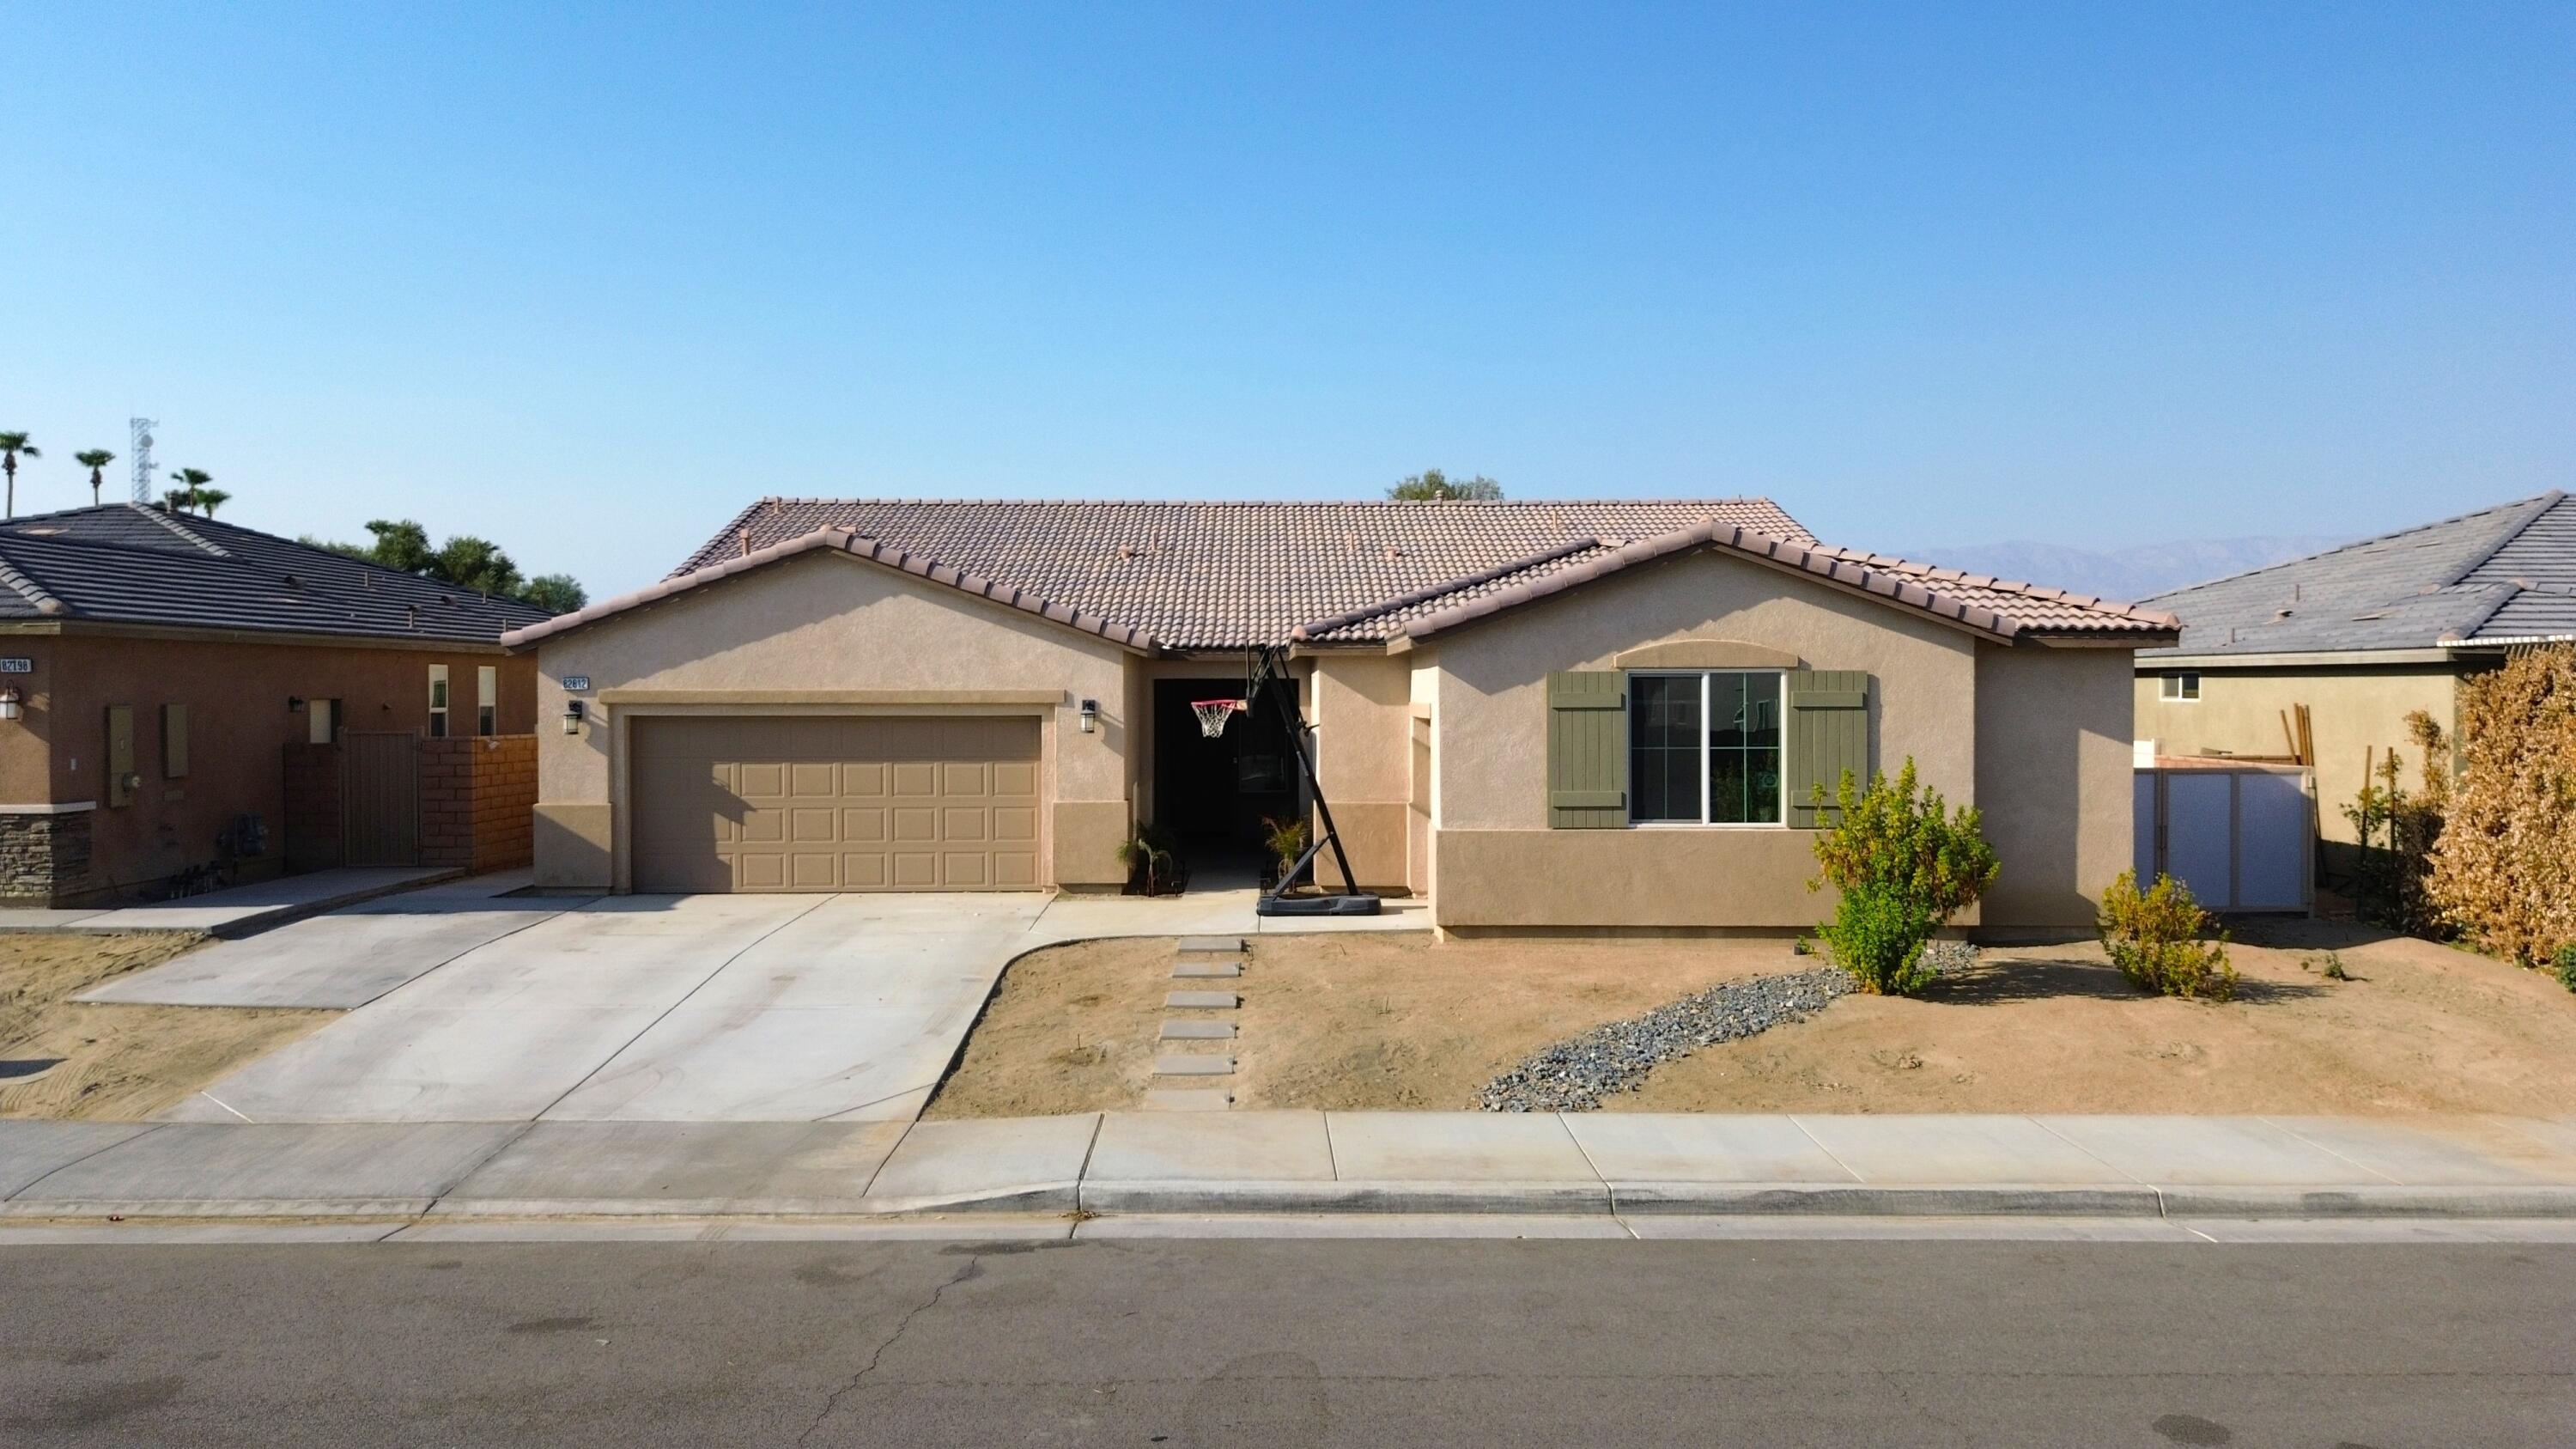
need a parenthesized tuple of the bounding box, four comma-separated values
(0, 1197, 434, 1219)
(1079, 1179, 1614, 1216)
(2157, 1184, 2576, 1219)
(1607, 1183, 2166, 1217)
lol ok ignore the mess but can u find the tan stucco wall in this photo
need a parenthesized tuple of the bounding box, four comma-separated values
(532, 551, 1135, 891)
(2134, 663, 2463, 845)
(1978, 644, 2136, 928)
(1425, 548, 1984, 931)
(1308, 652, 1412, 891)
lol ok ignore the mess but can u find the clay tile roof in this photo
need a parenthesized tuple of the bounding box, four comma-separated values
(0, 502, 550, 644)
(2139, 490, 2576, 655)
(520, 496, 2177, 653)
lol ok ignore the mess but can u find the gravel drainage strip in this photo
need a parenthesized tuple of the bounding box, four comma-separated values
(1479, 967, 1856, 1112)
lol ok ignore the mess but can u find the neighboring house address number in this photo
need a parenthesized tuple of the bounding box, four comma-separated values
(0, 658, 32, 673)
(561, 676, 591, 691)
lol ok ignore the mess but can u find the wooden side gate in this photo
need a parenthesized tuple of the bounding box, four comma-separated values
(341, 731, 421, 867)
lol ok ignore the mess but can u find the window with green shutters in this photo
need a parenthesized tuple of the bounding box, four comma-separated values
(1545, 667, 1872, 831)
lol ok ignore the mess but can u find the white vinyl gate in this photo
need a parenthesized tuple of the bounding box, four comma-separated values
(2133, 764, 2314, 913)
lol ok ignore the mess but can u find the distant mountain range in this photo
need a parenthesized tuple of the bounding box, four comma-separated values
(1906, 535, 2350, 603)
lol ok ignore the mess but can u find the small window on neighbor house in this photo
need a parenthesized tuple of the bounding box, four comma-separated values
(308, 698, 339, 746)
(477, 665, 497, 736)
(428, 664, 450, 738)
(1628, 671, 1785, 825)
(2160, 673, 2201, 702)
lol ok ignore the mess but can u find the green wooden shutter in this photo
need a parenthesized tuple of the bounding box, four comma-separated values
(1546, 672, 1628, 828)
(1786, 670, 1870, 828)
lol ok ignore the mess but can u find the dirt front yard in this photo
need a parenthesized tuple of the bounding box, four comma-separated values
(925, 922, 2576, 1118)
(0, 933, 334, 1120)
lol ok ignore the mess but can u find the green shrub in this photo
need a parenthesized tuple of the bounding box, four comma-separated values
(1808, 758, 2000, 995)
(2554, 944, 2576, 993)
(1261, 814, 1310, 886)
(2098, 869, 2238, 1002)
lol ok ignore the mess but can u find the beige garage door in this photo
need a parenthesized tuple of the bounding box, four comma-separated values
(629, 715, 1042, 892)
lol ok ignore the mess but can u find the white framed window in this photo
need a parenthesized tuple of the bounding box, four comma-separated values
(477, 665, 497, 736)
(428, 664, 450, 738)
(2160, 672, 2201, 702)
(1627, 670, 1786, 825)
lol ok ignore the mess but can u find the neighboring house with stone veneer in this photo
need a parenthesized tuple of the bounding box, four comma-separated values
(2136, 490, 2575, 861)
(0, 504, 548, 905)
(509, 497, 2176, 936)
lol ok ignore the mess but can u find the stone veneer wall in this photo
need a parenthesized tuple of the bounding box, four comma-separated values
(0, 811, 94, 904)
(421, 735, 538, 874)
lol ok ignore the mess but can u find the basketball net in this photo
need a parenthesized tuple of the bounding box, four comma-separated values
(1191, 698, 1246, 738)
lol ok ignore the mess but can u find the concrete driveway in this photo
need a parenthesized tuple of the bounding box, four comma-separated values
(153, 892, 1051, 1125)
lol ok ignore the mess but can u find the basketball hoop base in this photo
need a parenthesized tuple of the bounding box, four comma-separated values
(1257, 892, 1382, 917)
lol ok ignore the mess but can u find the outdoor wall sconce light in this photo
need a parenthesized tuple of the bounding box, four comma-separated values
(0, 687, 21, 722)
(562, 699, 586, 736)
(1078, 698, 1099, 734)
(288, 696, 307, 713)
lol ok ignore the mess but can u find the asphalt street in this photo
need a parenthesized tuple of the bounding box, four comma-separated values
(4, 1238, 2571, 1446)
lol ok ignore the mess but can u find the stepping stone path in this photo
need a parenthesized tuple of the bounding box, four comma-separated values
(1146, 937, 1246, 1111)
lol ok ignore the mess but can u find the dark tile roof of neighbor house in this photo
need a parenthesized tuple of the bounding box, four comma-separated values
(2140, 490, 2576, 658)
(0, 503, 551, 644)
(506, 497, 2179, 653)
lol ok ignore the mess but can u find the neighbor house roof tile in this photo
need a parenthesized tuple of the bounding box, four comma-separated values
(2141, 490, 2576, 656)
(0, 503, 553, 644)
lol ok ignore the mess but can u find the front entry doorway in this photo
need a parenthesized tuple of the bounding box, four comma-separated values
(1151, 675, 1303, 880)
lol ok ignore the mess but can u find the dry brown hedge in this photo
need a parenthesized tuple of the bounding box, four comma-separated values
(2427, 644, 2576, 965)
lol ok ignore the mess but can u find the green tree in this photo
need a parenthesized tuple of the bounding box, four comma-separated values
(521, 573, 588, 613)
(73, 448, 115, 505)
(165, 467, 216, 514)
(1388, 468, 1503, 502)
(191, 487, 232, 519)
(0, 431, 39, 518)
(314, 516, 583, 611)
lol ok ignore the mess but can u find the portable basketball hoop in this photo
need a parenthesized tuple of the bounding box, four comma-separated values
(1190, 697, 1247, 739)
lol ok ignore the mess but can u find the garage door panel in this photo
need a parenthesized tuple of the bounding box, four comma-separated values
(738, 761, 788, 801)
(632, 715, 1043, 893)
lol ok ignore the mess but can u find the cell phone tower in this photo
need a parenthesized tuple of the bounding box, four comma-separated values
(130, 418, 160, 504)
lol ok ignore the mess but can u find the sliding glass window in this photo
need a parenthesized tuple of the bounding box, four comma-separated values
(1626, 671, 1784, 825)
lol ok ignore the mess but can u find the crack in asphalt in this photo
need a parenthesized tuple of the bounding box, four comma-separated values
(795, 1255, 983, 1446)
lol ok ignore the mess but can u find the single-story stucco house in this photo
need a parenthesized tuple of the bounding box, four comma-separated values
(502, 498, 2178, 935)
(2135, 490, 2573, 864)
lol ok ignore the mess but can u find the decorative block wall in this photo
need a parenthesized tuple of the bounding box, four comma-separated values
(420, 735, 538, 874)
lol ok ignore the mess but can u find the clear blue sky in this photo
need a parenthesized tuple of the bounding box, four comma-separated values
(7, 3, 2569, 599)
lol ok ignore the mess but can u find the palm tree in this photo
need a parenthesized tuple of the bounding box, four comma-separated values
(165, 467, 215, 514)
(191, 487, 231, 519)
(73, 449, 115, 506)
(0, 432, 38, 519)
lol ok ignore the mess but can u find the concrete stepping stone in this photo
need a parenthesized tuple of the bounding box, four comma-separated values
(1176, 936, 1247, 955)
(1164, 990, 1239, 1009)
(1142, 1089, 1234, 1112)
(1153, 1054, 1236, 1076)
(1172, 959, 1242, 978)
(1159, 1020, 1236, 1041)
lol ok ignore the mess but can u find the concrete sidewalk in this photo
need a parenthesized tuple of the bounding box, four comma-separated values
(6, 1111, 2575, 1224)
